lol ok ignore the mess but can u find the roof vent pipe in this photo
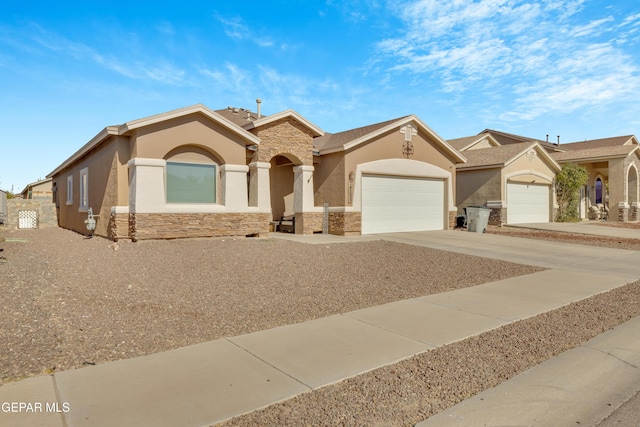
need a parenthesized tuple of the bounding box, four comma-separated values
(546, 134, 549, 143)
(557, 135, 560, 145)
(256, 98, 262, 119)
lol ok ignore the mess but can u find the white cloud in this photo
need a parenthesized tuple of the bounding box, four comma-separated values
(199, 63, 251, 94)
(571, 16, 614, 37)
(376, 0, 640, 122)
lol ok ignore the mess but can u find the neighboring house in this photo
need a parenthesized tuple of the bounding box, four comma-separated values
(48, 104, 466, 240)
(550, 136, 640, 221)
(450, 137, 561, 225)
(478, 130, 640, 222)
(20, 178, 53, 201)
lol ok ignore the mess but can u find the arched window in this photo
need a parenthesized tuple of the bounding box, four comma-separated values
(164, 146, 220, 204)
(595, 178, 603, 204)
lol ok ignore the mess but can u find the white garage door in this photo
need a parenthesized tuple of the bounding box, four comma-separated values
(507, 183, 550, 224)
(361, 175, 444, 234)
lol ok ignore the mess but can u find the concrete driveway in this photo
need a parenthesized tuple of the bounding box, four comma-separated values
(379, 230, 640, 278)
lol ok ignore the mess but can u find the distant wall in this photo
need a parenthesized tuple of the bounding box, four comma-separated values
(5, 199, 57, 229)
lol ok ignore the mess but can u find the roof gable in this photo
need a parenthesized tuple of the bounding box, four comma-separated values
(480, 129, 563, 152)
(448, 134, 501, 151)
(316, 115, 466, 163)
(244, 110, 324, 137)
(48, 104, 261, 178)
(458, 142, 561, 172)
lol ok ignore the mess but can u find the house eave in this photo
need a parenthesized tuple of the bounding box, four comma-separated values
(118, 104, 261, 146)
(47, 126, 119, 178)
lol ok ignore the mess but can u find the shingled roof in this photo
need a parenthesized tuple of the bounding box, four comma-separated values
(558, 135, 636, 151)
(313, 116, 409, 152)
(551, 145, 638, 163)
(479, 129, 563, 152)
(457, 142, 560, 171)
(214, 106, 268, 129)
(448, 135, 485, 151)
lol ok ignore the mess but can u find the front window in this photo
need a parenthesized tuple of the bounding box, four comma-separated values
(166, 162, 216, 203)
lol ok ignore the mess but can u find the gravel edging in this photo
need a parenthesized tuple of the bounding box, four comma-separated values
(219, 280, 640, 427)
(487, 225, 640, 250)
(0, 227, 543, 384)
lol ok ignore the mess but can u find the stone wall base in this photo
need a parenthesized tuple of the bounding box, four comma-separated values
(448, 211, 457, 230)
(129, 212, 270, 241)
(619, 207, 629, 222)
(328, 211, 362, 235)
(108, 212, 130, 241)
(630, 204, 639, 222)
(294, 212, 323, 235)
(488, 208, 507, 226)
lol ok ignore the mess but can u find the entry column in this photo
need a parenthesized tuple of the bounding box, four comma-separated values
(248, 162, 271, 212)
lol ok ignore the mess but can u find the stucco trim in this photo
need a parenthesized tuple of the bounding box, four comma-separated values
(48, 104, 260, 179)
(503, 143, 562, 173)
(320, 115, 467, 164)
(118, 104, 261, 145)
(505, 170, 555, 185)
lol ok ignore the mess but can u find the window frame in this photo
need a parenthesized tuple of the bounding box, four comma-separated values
(66, 175, 73, 205)
(79, 167, 89, 212)
(165, 161, 217, 204)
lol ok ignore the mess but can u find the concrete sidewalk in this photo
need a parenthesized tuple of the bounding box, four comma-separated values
(1, 231, 639, 426)
(416, 315, 640, 427)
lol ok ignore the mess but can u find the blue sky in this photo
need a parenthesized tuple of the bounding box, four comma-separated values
(1, 0, 640, 192)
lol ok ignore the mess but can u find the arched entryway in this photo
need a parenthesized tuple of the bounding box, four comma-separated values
(269, 154, 300, 221)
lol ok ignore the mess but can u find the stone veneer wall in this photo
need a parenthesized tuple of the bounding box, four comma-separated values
(129, 212, 270, 241)
(108, 212, 130, 241)
(294, 212, 323, 235)
(6, 199, 57, 229)
(251, 118, 314, 166)
(488, 208, 507, 226)
(619, 206, 629, 222)
(328, 212, 362, 236)
(447, 211, 456, 230)
(630, 203, 639, 222)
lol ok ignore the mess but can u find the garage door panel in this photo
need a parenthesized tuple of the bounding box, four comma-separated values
(361, 175, 444, 234)
(507, 183, 550, 224)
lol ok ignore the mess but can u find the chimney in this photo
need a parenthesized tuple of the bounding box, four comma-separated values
(256, 98, 262, 119)
(546, 134, 549, 143)
(557, 135, 560, 145)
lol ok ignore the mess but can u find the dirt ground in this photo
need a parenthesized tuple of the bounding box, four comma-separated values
(0, 226, 541, 383)
(2, 224, 640, 426)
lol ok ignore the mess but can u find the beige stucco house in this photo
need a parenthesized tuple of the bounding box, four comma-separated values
(20, 178, 53, 201)
(48, 103, 466, 240)
(449, 135, 561, 225)
(549, 136, 640, 221)
(472, 130, 640, 223)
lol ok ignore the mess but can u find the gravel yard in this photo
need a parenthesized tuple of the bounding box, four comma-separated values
(0, 227, 542, 384)
(2, 225, 640, 427)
